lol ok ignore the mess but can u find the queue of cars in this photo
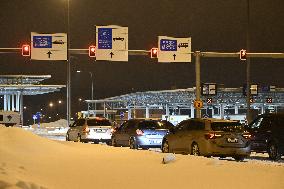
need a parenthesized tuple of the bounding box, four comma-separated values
(66, 113, 284, 161)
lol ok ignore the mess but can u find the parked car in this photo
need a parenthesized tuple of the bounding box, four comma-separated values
(246, 113, 284, 160)
(162, 118, 251, 161)
(111, 119, 174, 149)
(66, 117, 113, 144)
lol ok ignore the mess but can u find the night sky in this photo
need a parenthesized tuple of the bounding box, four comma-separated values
(0, 0, 284, 122)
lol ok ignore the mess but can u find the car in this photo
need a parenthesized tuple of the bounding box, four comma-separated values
(162, 118, 251, 161)
(66, 117, 113, 144)
(246, 113, 284, 160)
(111, 119, 174, 149)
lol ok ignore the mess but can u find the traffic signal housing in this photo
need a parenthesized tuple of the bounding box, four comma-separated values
(22, 44, 30, 56)
(89, 45, 96, 57)
(240, 49, 247, 60)
(150, 48, 158, 58)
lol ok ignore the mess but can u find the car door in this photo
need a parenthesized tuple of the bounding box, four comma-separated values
(180, 120, 201, 153)
(68, 119, 85, 140)
(274, 117, 284, 152)
(249, 116, 272, 152)
(118, 120, 136, 146)
(170, 120, 189, 153)
(114, 122, 127, 146)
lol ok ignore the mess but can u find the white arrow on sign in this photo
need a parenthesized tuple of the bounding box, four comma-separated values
(31, 32, 67, 60)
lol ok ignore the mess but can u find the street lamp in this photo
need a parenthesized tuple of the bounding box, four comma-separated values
(246, 0, 251, 123)
(65, 0, 71, 127)
(76, 70, 94, 102)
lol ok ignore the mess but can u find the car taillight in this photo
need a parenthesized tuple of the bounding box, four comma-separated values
(204, 132, 222, 140)
(242, 133, 252, 139)
(82, 126, 89, 133)
(136, 129, 144, 136)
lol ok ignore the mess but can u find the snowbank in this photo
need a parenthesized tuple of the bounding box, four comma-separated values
(0, 126, 284, 189)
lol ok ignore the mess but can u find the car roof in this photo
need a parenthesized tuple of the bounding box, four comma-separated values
(83, 117, 109, 120)
(191, 118, 239, 123)
(261, 113, 284, 118)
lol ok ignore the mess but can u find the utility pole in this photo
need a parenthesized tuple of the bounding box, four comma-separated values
(66, 0, 71, 126)
(246, 0, 251, 123)
(195, 51, 201, 118)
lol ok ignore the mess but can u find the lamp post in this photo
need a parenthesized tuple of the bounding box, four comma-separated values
(246, 0, 251, 123)
(66, 0, 71, 127)
(76, 70, 94, 103)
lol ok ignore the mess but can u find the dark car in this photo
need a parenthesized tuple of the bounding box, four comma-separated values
(162, 118, 251, 161)
(246, 113, 284, 160)
(111, 119, 174, 149)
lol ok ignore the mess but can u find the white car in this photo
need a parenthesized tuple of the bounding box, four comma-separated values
(66, 117, 113, 144)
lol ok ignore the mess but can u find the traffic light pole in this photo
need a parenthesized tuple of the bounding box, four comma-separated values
(195, 51, 201, 118)
(246, 0, 251, 123)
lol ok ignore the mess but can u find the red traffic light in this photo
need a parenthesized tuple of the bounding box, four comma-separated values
(240, 49, 246, 60)
(22, 44, 30, 56)
(89, 45, 96, 57)
(150, 48, 158, 58)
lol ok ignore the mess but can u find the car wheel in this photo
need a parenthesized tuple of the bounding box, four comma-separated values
(77, 135, 81, 142)
(111, 137, 117, 147)
(191, 143, 200, 156)
(268, 143, 281, 161)
(66, 134, 69, 141)
(233, 156, 245, 161)
(162, 140, 170, 153)
(129, 137, 138, 149)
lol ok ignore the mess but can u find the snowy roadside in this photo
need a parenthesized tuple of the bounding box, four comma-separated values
(0, 126, 284, 189)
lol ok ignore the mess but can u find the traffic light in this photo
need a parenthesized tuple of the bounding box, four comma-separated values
(150, 48, 158, 58)
(266, 97, 273, 103)
(89, 45, 96, 57)
(22, 44, 30, 56)
(240, 49, 247, 60)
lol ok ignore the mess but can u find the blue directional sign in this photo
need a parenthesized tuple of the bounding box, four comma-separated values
(98, 28, 112, 49)
(33, 36, 52, 48)
(160, 39, 177, 51)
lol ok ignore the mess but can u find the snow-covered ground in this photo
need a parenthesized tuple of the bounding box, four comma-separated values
(0, 126, 284, 189)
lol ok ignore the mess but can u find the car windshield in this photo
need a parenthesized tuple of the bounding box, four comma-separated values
(138, 121, 173, 129)
(211, 121, 244, 132)
(87, 119, 111, 126)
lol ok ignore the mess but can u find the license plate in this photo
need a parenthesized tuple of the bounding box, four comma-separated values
(95, 129, 106, 133)
(227, 138, 238, 143)
(149, 140, 161, 144)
